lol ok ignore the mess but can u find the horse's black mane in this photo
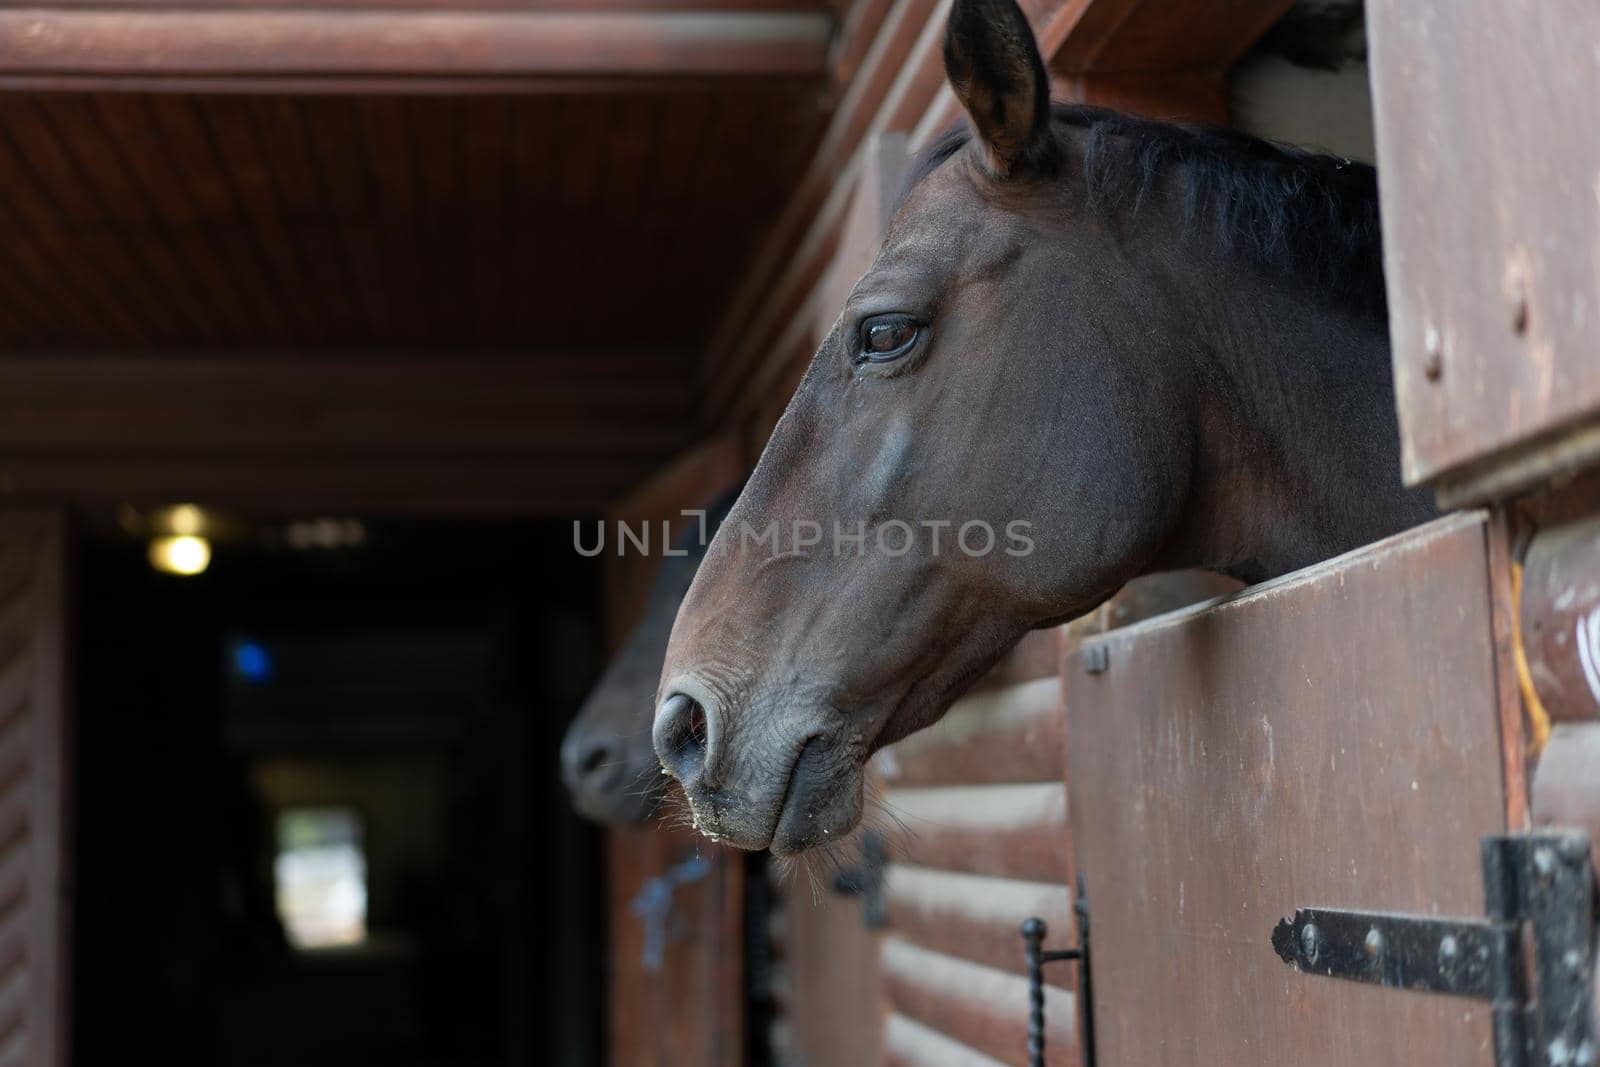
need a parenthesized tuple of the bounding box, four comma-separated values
(907, 103, 1386, 316)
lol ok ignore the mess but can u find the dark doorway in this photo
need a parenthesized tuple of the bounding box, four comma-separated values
(72, 518, 605, 1066)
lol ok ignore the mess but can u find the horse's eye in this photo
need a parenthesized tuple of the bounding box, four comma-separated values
(858, 314, 920, 363)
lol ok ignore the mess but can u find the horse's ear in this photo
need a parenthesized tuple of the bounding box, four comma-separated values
(944, 0, 1053, 178)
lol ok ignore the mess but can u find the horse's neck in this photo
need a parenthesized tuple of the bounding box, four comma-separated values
(1156, 282, 1437, 584)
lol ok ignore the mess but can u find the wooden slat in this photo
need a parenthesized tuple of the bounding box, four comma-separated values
(37, 0, 828, 9)
(0, 10, 834, 89)
(0, 455, 655, 516)
(885, 1013, 1010, 1067)
(880, 783, 1069, 884)
(971, 629, 1059, 693)
(882, 937, 1075, 1067)
(0, 357, 689, 453)
(1046, 0, 1290, 74)
(884, 865, 1073, 985)
(875, 678, 1063, 787)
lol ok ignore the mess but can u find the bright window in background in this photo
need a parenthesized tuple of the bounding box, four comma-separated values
(274, 807, 368, 950)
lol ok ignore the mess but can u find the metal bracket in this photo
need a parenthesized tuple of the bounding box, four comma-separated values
(1021, 878, 1097, 1067)
(629, 853, 711, 973)
(831, 829, 887, 929)
(1273, 831, 1596, 1067)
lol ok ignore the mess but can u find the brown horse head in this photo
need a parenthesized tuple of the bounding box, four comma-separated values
(561, 488, 740, 824)
(654, 0, 1432, 853)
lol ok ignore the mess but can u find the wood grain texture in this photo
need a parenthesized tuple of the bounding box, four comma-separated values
(884, 1012, 1010, 1067)
(880, 783, 1070, 884)
(605, 825, 744, 1067)
(882, 937, 1074, 1067)
(0, 9, 833, 85)
(1065, 513, 1509, 1067)
(0, 511, 69, 1067)
(1369, 0, 1600, 491)
(884, 865, 1074, 985)
(874, 678, 1064, 787)
(1047, 0, 1291, 74)
(769, 864, 885, 1067)
(0, 89, 827, 353)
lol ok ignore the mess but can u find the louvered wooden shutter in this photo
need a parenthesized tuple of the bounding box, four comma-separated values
(873, 630, 1079, 1067)
(0, 510, 69, 1067)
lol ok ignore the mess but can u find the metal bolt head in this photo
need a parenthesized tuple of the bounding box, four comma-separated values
(1558, 836, 1590, 865)
(1422, 325, 1444, 381)
(1301, 923, 1321, 965)
(1364, 928, 1385, 957)
(1438, 935, 1460, 975)
(1564, 948, 1588, 978)
(1083, 644, 1109, 675)
(1534, 846, 1557, 882)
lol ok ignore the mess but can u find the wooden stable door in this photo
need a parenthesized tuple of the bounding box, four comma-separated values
(1063, 513, 1517, 1067)
(0, 510, 70, 1067)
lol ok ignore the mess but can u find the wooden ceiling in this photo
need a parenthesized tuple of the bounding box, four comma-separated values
(0, 89, 827, 349)
(0, 2, 835, 515)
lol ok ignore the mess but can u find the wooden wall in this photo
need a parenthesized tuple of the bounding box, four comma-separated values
(873, 631, 1077, 1067)
(0, 511, 70, 1067)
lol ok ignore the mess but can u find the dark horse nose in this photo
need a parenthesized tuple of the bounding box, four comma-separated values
(653, 692, 710, 783)
(561, 733, 619, 793)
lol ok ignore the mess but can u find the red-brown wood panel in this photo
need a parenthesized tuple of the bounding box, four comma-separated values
(0, 88, 829, 354)
(1368, 0, 1600, 499)
(769, 864, 885, 1067)
(1064, 513, 1513, 1067)
(606, 826, 744, 1067)
(0, 510, 70, 1067)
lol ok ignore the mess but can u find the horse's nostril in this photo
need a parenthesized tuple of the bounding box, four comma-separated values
(578, 744, 610, 776)
(654, 692, 710, 783)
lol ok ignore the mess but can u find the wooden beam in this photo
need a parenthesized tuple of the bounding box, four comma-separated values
(0, 454, 654, 516)
(0, 353, 689, 454)
(0, 352, 693, 516)
(0, 8, 833, 92)
(37, 0, 827, 9)
(1043, 0, 1291, 75)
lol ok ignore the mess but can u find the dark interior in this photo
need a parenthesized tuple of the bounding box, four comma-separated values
(71, 517, 606, 1066)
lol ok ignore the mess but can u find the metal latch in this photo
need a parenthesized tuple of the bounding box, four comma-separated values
(1021, 876, 1097, 1067)
(1273, 832, 1596, 1067)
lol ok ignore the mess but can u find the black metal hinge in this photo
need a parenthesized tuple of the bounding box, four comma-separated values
(1273, 831, 1596, 1067)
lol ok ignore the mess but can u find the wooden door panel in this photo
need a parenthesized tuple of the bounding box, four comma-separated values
(606, 826, 743, 1067)
(1369, 0, 1600, 497)
(1065, 513, 1511, 1067)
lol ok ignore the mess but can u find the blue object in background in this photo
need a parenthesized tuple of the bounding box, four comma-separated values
(232, 640, 273, 683)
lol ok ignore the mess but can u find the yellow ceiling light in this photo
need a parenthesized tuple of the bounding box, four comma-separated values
(148, 534, 212, 576)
